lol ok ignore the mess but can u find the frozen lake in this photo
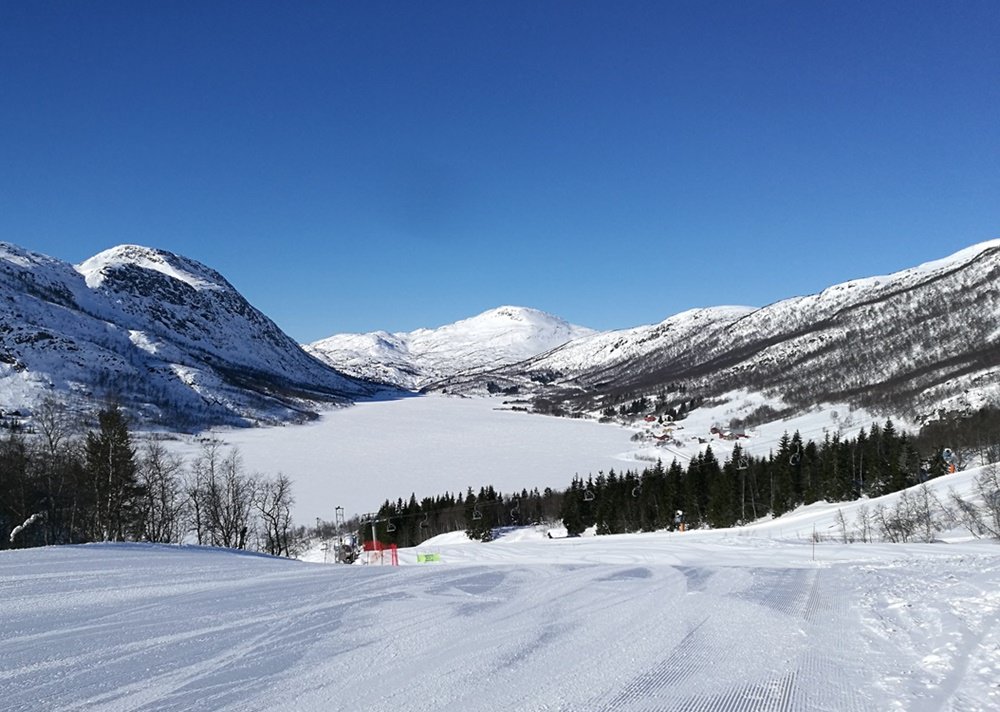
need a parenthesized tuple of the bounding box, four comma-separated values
(164, 394, 640, 523)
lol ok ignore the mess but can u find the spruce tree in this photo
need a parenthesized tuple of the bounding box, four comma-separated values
(84, 405, 141, 542)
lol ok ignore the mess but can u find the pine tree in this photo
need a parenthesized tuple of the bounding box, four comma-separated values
(770, 434, 795, 517)
(666, 459, 685, 529)
(84, 404, 141, 542)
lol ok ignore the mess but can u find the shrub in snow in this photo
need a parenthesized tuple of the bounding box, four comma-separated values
(948, 464, 1000, 539)
(874, 486, 945, 543)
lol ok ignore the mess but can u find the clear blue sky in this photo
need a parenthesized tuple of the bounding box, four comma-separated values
(2, 1, 998, 342)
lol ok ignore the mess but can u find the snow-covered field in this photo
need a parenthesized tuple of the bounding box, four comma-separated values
(4, 513, 999, 711)
(161, 394, 641, 522)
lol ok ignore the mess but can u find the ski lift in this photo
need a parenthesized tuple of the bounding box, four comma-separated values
(510, 499, 520, 523)
(472, 506, 483, 521)
(737, 456, 750, 471)
(583, 489, 595, 502)
(789, 445, 802, 467)
(419, 512, 429, 528)
(386, 520, 396, 533)
(631, 486, 641, 498)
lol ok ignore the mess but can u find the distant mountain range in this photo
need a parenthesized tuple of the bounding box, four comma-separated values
(3, 240, 998, 430)
(305, 306, 593, 390)
(426, 241, 1000, 425)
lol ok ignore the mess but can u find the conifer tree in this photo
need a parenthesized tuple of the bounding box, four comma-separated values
(770, 434, 795, 517)
(84, 404, 141, 542)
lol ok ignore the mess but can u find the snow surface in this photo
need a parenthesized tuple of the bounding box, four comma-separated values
(3, 518, 999, 711)
(162, 394, 640, 522)
(8, 390, 1000, 711)
(159, 391, 903, 525)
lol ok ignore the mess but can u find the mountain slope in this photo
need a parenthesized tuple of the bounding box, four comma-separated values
(432, 241, 1000, 423)
(0, 243, 378, 428)
(306, 306, 594, 390)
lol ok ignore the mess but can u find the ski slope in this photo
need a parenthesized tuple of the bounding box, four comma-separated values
(3, 527, 999, 711)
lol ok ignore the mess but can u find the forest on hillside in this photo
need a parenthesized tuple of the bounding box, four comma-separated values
(368, 411, 1000, 548)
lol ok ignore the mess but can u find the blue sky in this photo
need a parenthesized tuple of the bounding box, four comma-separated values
(2, 1, 998, 342)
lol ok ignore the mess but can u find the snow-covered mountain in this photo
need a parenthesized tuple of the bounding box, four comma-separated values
(433, 241, 1000, 424)
(306, 306, 594, 390)
(7, 238, 999, 431)
(0, 243, 378, 428)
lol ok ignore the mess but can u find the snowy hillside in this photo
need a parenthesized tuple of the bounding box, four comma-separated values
(0, 242, 378, 428)
(306, 306, 594, 390)
(434, 241, 1000, 425)
(4, 518, 998, 711)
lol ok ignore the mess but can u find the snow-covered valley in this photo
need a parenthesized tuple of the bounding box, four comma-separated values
(161, 394, 641, 524)
(5, 241, 1000, 711)
(158, 391, 897, 525)
(6, 376, 1000, 712)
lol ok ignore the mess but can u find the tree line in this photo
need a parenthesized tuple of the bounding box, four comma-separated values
(559, 420, 934, 535)
(1, 398, 297, 556)
(369, 419, 979, 544)
(367, 485, 566, 547)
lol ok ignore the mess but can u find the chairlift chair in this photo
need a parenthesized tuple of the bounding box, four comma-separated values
(789, 445, 802, 466)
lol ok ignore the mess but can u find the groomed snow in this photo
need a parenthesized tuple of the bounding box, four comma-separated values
(3, 524, 998, 711)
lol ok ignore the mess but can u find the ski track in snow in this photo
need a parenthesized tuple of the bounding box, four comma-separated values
(4, 541, 1000, 711)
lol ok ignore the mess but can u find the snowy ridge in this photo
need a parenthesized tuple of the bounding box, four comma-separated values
(0, 242, 378, 427)
(307, 306, 594, 389)
(434, 241, 1000, 423)
(78, 244, 225, 292)
(5, 238, 999, 429)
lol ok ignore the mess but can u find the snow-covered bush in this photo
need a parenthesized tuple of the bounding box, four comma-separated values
(948, 464, 1000, 539)
(874, 486, 945, 543)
